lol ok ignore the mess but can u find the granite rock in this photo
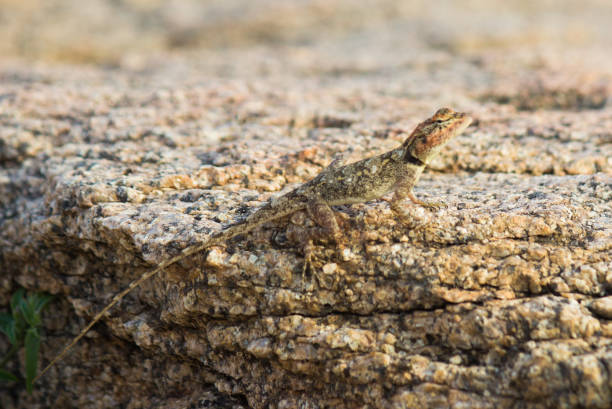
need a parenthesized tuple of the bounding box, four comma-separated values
(1, 1, 612, 408)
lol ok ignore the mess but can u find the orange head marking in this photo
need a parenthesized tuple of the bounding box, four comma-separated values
(404, 107, 472, 163)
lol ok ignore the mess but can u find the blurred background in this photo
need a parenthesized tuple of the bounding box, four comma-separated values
(2, 0, 611, 168)
(1, 0, 611, 71)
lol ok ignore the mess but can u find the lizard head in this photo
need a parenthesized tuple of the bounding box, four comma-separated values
(403, 107, 472, 165)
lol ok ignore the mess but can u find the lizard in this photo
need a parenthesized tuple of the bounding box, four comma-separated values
(35, 107, 472, 381)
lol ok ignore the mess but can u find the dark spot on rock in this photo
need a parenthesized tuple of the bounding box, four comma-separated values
(99, 150, 118, 161)
(479, 86, 607, 111)
(181, 192, 199, 202)
(50, 222, 64, 234)
(61, 198, 74, 210)
(236, 205, 251, 215)
(197, 152, 225, 166)
(116, 186, 128, 202)
(527, 192, 546, 199)
(312, 115, 354, 129)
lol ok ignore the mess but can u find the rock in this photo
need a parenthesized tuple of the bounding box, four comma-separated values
(1, 1, 612, 409)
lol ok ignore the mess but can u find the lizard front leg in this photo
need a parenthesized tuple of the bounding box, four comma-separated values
(390, 183, 446, 225)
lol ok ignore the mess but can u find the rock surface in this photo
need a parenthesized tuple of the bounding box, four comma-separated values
(1, 1, 612, 408)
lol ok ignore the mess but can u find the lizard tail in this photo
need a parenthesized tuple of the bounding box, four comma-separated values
(34, 242, 208, 382)
(35, 201, 292, 381)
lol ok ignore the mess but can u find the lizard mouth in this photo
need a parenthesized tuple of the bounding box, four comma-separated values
(460, 114, 473, 127)
(453, 111, 473, 129)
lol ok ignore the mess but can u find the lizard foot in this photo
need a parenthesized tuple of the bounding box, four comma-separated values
(418, 200, 448, 209)
(406, 192, 447, 210)
(301, 239, 322, 289)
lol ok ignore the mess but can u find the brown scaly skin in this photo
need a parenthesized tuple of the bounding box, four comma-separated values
(35, 107, 472, 381)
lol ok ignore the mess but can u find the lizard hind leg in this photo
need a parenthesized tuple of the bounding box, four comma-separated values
(301, 199, 344, 287)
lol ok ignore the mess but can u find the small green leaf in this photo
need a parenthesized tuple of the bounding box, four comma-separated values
(10, 288, 25, 316)
(12, 313, 26, 345)
(32, 294, 54, 315)
(0, 368, 18, 382)
(20, 295, 40, 327)
(25, 327, 40, 394)
(0, 313, 17, 345)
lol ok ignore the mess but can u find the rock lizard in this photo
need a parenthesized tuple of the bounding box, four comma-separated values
(35, 107, 472, 380)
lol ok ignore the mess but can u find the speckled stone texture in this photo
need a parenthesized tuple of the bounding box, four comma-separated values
(1, 1, 612, 409)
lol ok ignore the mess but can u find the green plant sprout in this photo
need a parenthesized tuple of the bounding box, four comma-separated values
(0, 288, 53, 393)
